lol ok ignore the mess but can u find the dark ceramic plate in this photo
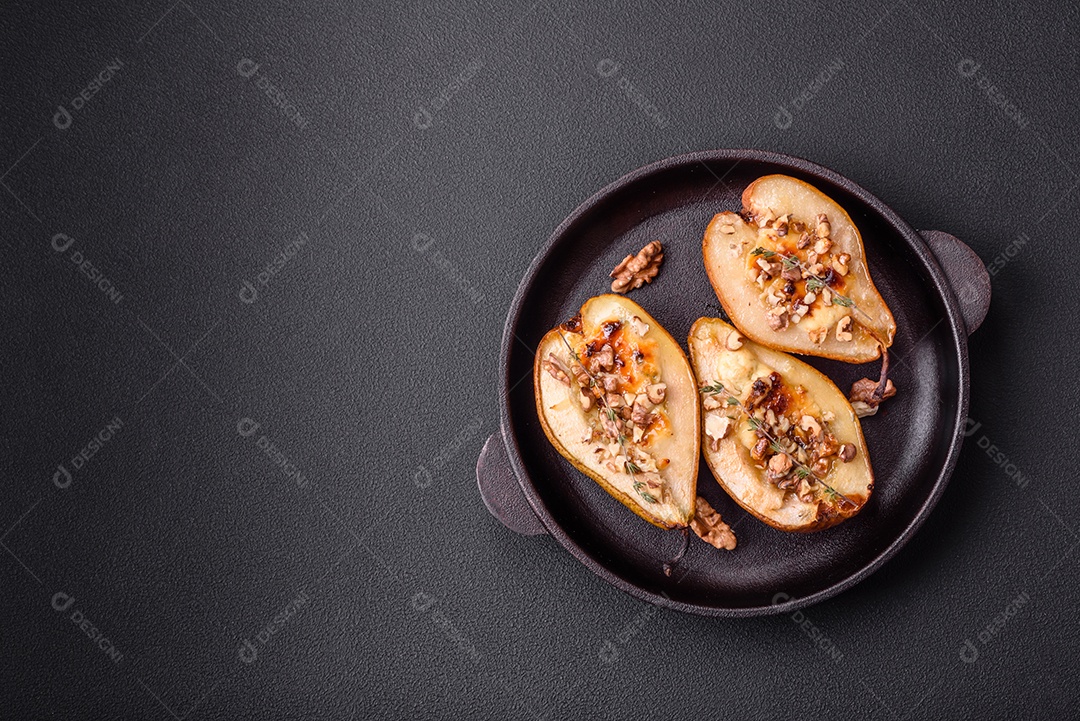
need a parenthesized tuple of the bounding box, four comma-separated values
(477, 150, 989, 617)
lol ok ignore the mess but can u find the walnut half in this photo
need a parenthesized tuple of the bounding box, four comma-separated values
(690, 496, 737, 550)
(610, 241, 664, 293)
(849, 377, 897, 417)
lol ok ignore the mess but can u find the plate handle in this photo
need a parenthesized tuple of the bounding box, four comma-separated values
(476, 431, 548, 536)
(919, 230, 991, 335)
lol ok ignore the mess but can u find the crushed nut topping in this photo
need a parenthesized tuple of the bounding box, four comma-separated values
(799, 414, 822, 439)
(589, 343, 615, 373)
(725, 331, 744, 351)
(766, 307, 789, 330)
(835, 315, 853, 342)
(832, 253, 849, 276)
(542, 353, 571, 385)
(767, 451, 792, 478)
(610, 241, 663, 294)
(815, 213, 831, 238)
(701, 369, 855, 507)
(552, 315, 675, 506)
(690, 496, 737, 550)
(645, 383, 666, 404)
(743, 210, 865, 343)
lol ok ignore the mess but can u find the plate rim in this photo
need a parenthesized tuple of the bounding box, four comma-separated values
(498, 149, 970, 617)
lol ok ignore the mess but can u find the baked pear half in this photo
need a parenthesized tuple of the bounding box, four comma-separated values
(534, 295, 699, 529)
(703, 174, 896, 363)
(688, 317, 873, 532)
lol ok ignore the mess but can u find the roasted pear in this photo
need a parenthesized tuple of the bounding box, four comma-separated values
(703, 174, 896, 363)
(688, 317, 873, 532)
(535, 295, 699, 529)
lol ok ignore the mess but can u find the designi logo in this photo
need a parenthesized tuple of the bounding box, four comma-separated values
(52, 591, 76, 612)
(238, 280, 258, 304)
(238, 637, 258, 664)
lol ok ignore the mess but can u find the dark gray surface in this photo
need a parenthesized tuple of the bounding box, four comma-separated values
(0, 1, 1074, 718)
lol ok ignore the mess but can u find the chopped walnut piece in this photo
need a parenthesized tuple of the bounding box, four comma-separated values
(835, 316, 853, 342)
(832, 253, 850, 276)
(610, 241, 663, 293)
(797, 232, 812, 250)
(750, 437, 770, 462)
(766, 307, 789, 331)
(774, 214, 790, 236)
(690, 496, 737, 550)
(604, 393, 624, 409)
(800, 414, 822, 439)
(849, 377, 897, 418)
(767, 452, 793, 479)
(725, 331, 744, 351)
(814, 238, 832, 255)
(796, 478, 816, 503)
(629, 315, 650, 336)
(808, 327, 828, 345)
(816, 213, 831, 238)
(579, 391, 593, 411)
(597, 344, 615, 371)
(541, 353, 571, 385)
(631, 396, 654, 426)
(816, 433, 840, 458)
(645, 383, 666, 404)
(838, 443, 857, 462)
(702, 394, 724, 411)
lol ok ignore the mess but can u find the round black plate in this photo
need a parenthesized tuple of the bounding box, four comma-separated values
(499, 150, 969, 616)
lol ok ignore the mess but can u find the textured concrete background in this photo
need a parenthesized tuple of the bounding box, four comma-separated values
(0, 0, 1075, 718)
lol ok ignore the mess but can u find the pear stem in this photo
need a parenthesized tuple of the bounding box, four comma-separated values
(872, 344, 890, 401)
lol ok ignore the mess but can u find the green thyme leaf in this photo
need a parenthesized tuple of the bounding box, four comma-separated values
(632, 481, 658, 504)
(805, 277, 824, 293)
(699, 381, 726, 395)
(833, 294, 854, 307)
